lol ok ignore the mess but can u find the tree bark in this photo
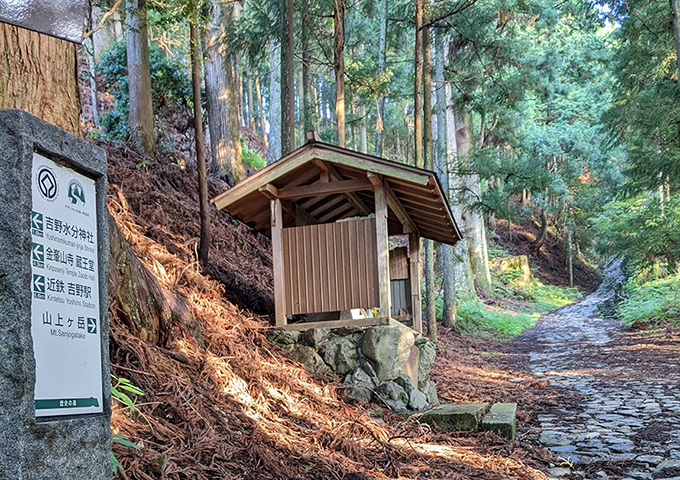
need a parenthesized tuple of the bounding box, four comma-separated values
(126, 0, 156, 157)
(190, 17, 210, 267)
(374, 0, 388, 157)
(268, 39, 282, 164)
(281, 0, 295, 154)
(455, 111, 492, 295)
(672, 0, 680, 80)
(108, 214, 172, 346)
(247, 75, 256, 131)
(435, 32, 457, 329)
(414, 0, 424, 168)
(360, 104, 368, 153)
(203, 0, 245, 184)
(108, 213, 201, 346)
(256, 76, 267, 141)
(334, 0, 346, 147)
(302, 9, 315, 134)
(422, 15, 436, 342)
(0, 24, 82, 137)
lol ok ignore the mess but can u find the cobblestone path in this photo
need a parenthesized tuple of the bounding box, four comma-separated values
(514, 260, 680, 480)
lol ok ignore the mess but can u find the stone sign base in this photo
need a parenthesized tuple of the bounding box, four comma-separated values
(0, 110, 112, 479)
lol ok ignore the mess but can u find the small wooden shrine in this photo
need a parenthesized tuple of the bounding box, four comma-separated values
(211, 134, 461, 332)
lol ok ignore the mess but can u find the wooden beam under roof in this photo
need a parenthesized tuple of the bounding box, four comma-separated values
(368, 173, 418, 235)
(315, 159, 371, 216)
(311, 145, 431, 186)
(276, 178, 373, 199)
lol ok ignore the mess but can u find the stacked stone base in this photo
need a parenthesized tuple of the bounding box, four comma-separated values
(269, 323, 439, 414)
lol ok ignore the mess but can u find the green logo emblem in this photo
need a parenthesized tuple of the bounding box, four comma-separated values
(67, 179, 85, 206)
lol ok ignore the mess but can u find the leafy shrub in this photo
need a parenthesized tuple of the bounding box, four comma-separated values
(616, 268, 680, 326)
(242, 140, 266, 169)
(98, 41, 192, 140)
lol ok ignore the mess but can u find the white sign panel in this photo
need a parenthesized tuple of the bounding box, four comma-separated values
(30, 152, 103, 417)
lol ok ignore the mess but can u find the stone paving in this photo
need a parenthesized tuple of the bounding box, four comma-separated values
(517, 260, 680, 480)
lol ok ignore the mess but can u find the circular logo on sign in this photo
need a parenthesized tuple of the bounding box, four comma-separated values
(37, 167, 58, 201)
(67, 179, 86, 206)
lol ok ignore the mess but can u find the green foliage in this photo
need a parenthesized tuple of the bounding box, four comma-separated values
(616, 271, 680, 326)
(241, 140, 266, 169)
(436, 248, 580, 337)
(97, 41, 192, 140)
(111, 375, 144, 474)
(593, 194, 680, 269)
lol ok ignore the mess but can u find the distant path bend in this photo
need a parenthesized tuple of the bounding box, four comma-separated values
(509, 259, 680, 479)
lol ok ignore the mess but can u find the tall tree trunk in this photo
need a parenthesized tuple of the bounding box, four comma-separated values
(414, 0, 424, 168)
(455, 111, 492, 295)
(281, 0, 296, 154)
(190, 17, 210, 266)
(247, 75, 255, 131)
(374, 0, 388, 156)
(301, 10, 314, 134)
(334, 0, 346, 147)
(0, 24, 82, 136)
(268, 39, 282, 164)
(126, 0, 156, 157)
(360, 104, 368, 153)
(435, 32, 457, 329)
(673, 0, 680, 80)
(422, 16, 436, 342)
(203, 0, 245, 184)
(256, 76, 267, 141)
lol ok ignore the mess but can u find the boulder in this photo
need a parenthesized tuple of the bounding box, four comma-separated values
(302, 327, 331, 348)
(334, 325, 364, 336)
(362, 325, 415, 381)
(268, 330, 301, 347)
(416, 339, 436, 389)
(289, 345, 330, 375)
(344, 367, 378, 403)
(408, 389, 429, 411)
(395, 374, 417, 395)
(319, 337, 359, 376)
(421, 380, 440, 406)
(374, 381, 409, 414)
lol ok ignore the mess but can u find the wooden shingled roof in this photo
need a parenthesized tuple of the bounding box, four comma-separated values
(211, 140, 462, 245)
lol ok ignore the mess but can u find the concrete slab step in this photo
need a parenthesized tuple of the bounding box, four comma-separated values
(481, 402, 517, 441)
(417, 402, 490, 432)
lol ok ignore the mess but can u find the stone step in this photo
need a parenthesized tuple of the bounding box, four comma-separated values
(481, 402, 517, 441)
(417, 402, 490, 432)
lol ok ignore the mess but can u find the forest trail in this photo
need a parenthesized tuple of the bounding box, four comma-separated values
(508, 260, 680, 480)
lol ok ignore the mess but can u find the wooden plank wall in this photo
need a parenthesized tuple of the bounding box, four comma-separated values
(389, 247, 409, 280)
(281, 218, 379, 315)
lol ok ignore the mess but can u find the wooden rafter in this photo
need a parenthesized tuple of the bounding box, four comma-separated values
(317, 160, 372, 216)
(276, 178, 373, 199)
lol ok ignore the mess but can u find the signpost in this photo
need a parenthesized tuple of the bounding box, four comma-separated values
(31, 153, 104, 417)
(0, 110, 112, 479)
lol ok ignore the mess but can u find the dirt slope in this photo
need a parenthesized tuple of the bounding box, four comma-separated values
(491, 219, 600, 293)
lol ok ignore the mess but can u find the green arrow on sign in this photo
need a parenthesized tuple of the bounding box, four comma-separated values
(87, 317, 97, 334)
(32, 243, 44, 262)
(33, 274, 45, 293)
(31, 211, 43, 231)
(35, 397, 100, 410)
